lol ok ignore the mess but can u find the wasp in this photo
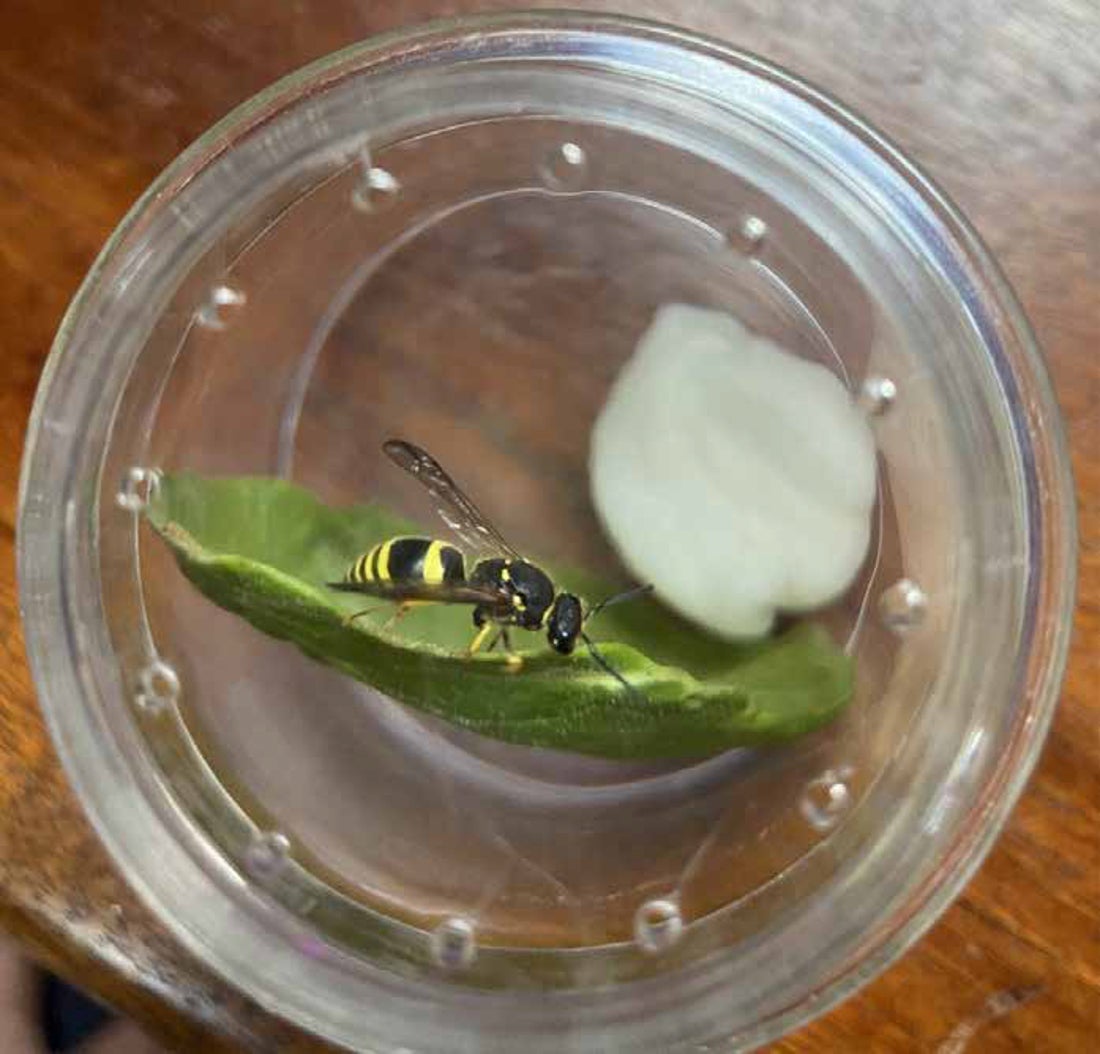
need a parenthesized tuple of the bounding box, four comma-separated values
(328, 439, 649, 690)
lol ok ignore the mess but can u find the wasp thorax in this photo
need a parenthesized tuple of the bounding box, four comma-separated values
(502, 561, 556, 630)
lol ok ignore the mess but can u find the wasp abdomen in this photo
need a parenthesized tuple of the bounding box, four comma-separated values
(346, 537, 465, 585)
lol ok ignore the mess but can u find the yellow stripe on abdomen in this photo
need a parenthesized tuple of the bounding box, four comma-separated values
(348, 548, 375, 583)
(375, 538, 395, 582)
(422, 540, 447, 584)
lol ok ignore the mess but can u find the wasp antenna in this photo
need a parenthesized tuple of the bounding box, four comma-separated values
(581, 631, 645, 700)
(585, 583, 655, 622)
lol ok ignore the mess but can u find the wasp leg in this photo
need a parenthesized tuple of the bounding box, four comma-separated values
(342, 605, 384, 627)
(467, 621, 495, 656)
(382, 602, 414, 631)
(490, 626, 524, 672)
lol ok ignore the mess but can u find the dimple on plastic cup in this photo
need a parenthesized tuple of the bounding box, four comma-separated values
(18, 13, 1075, 1053)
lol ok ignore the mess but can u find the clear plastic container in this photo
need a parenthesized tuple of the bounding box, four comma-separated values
(17, 12, 1075, 1053)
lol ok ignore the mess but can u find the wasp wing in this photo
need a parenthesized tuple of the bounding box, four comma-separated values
(327, 578, 507, 607)
(382, 438, 521, 559)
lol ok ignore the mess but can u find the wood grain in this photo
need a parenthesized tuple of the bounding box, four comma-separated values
(0, 1, 1096, 1050)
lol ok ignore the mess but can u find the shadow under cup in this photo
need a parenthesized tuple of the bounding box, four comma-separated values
(18, 14, 1075, 1053)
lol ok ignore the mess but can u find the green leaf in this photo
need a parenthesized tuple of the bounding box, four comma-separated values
(145, 473, 853, 759)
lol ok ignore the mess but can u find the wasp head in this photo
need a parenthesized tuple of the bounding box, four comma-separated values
(546, 592, 583, 654)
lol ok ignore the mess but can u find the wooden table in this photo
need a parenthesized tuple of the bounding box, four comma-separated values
(1, 1, 1096, 1049)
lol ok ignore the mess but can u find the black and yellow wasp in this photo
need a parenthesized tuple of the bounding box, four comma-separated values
(328, 439, 649, 690)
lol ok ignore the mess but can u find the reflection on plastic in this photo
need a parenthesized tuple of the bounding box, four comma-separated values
(195, 285, 246, 331)
(116, 466, 161, 512)
(540, 141, 589, 191)
(244, 830, 292, 882)
(134, 657, 179, 714)
(430, 917, 477, 971)
(634, 897, 683, 955)
(799, 766, 855, 832)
